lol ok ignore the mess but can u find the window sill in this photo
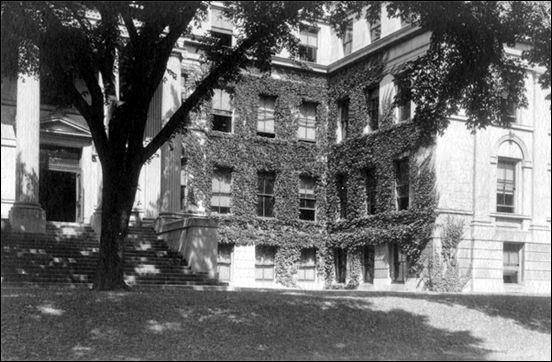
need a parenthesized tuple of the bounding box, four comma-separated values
(490, 212, 531, 221)
(297, 139, 317, 144)
(256, 216, 276, 220)
(209, 130, 234, 135)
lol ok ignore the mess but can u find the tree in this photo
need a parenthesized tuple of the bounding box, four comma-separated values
(329, 1, 551, 136)
(1, 1, 325, 290)
(2, 1, 549, 291)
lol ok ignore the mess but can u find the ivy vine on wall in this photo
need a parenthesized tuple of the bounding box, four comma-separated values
(181, 62, 438, 288)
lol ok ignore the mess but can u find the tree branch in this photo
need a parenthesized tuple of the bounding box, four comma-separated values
(142, 38, 254, 162)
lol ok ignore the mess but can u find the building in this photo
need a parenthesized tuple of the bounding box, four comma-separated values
(1, 4, 550, 293)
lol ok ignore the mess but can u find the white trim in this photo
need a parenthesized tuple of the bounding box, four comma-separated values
(436, 208, 474, 216)
(490, 212, 532, 221)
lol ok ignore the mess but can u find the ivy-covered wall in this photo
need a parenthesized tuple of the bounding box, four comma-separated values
(326, 55, 438, 285)
(181, 59, 438, 288)
(182, 67, 330, 287)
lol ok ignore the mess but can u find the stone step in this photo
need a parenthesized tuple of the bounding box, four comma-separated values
(1, 225, 220, 288)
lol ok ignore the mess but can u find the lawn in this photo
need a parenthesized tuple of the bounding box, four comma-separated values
(1, 287, 550, 361)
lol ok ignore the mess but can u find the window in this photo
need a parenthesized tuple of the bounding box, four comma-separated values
(180, 158, 188, 210)
(363, 245, 375, 283)
(297, 102, 317, 142)
(395, 158, 410, 211)
(211, 7, 233, 30)
(337, 174, 347, 219)
(343, 22, 353, 55)
(211, 7, 233, 47)
(334, 248, 347, 283)
(503, 243, 523, 284)
(399, 85, 411, 122)
(257, 172, 275, 217)
(217, 244, 233, 281)
(504, 103, 517, 124)
(496, 159, 516, 213)
(211, 168, 232, 214)
(365, 168, 377, 215)
(257, 95, 276, 137)
(211, 31, 232, 47)
(370, 19, 381, 42)
(299, 176, 316, 221)
(212, 88, 232, 132)
(255, 245, 275, 280)
(366, 86, 379, 131)
(389, 244, 406, 282)
(298, 248, 316, 281)
(338, 98, 350, 141)
(298, 26, 318, 62)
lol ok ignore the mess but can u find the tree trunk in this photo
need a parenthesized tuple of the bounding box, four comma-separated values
(94, 160, 141, 291)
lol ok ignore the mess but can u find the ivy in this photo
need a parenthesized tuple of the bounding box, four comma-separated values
(183, 68, 329, 287)
(326, 58, 438, 282)
(182, 63, 439, 288)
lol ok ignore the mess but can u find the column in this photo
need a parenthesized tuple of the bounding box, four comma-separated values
(159, 51, 183, 222)
(8, 71, 46, 233)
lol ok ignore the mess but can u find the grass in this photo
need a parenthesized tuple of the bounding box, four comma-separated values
(1, 287, 550, 360)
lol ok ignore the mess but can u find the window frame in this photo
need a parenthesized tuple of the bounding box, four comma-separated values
(212, 88, 233, 133)
(343, 21, 353, 56)
(503, 242, 523, 284)
(211, 167, 232, 214)
(257, 95, 276, 138)
(297, 101, 317, 143)
(395, 158, 410, 211)
(217, 243, 233, 282)
(504, 103, 518, 124)
(366, 86, 379, 131)
(180, 158, 188, 211)
(337, 98, 350, 141)
(496, 158, 517, 214)
(257, 171, 275, 218)
(362, 245, 375, 283)
(370, 18, 381, 42)
(365, 168, 377, 215)
(389, 244, 407, 283)
(298, 26, 318, 63)
(299, 175, 316, 221)
(336, 174, 347, 219)
(397, 81, 411, 123)
(297, 248, 317, 281)
(255, 245, 276, 281)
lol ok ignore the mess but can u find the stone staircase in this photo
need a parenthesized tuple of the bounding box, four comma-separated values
(1, 222, 224, 288)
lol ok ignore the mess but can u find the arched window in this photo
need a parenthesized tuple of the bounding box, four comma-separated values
(495, 139, 525, 214)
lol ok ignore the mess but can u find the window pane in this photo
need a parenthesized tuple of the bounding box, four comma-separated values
(258, 96, 276, 135)
(212, 168, 232, 213)
(395, 159, 409, 211)
(211, 8, 233, 30)
(503, 243, 522, 283)
(264, 267, 274, 280)
(366, 87, 379, 129)
(497, 160, 516, 213)
(213, 115, 232, 132)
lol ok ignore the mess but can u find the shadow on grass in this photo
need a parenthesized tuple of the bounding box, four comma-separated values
(277, 289, 552, 335)
(1, 289, 493, 361)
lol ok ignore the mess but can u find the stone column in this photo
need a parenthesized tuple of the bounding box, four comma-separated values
(8, 71, 46, 233)
(159, 51, 183, 223)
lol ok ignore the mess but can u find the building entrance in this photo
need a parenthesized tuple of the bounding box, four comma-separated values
(39, 145, 82, 222)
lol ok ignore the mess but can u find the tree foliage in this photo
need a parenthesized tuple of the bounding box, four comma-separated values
(328, 1, 551, 136)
